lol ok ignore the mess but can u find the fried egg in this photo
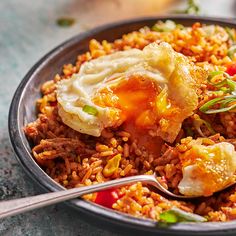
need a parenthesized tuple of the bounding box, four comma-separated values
(57, 42, 200, 142)
(178, 142, 236, 196)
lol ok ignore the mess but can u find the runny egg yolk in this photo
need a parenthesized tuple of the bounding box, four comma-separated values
(93, 75, 166, 153)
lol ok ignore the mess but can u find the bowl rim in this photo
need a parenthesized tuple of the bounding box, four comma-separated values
(8, 15, 236, 235)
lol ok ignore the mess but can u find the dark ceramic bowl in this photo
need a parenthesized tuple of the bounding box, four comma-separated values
(8, 16, 236, 236)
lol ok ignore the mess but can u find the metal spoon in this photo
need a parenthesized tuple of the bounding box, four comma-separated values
(0, 174, 231, 219)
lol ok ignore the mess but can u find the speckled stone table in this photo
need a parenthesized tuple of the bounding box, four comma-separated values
(0, 0, 235, 235)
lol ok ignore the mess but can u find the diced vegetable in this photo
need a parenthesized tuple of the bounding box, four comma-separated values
(159, 207, 207, 223)
(95, 189, 120, 209)
(103, 154, 121, 177)
(226, 63, 236, 76)
(82, 105, 98, 116)
(160, 210, 178, 223)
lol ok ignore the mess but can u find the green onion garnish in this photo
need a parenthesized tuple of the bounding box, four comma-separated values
(200, 70, 236, 114)
(199, 97, 236, 114)
(225, 27, 235, 42)
(82, 105, 98, 116)
(159, 207, 207, 223)
(228, 44, 236, 59)
(57, 17, 75, 27)
(152, 20, 177, 32)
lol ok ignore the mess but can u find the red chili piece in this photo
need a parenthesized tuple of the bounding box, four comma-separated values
(226, 63, 236, 76)
(95, 189, 120, 209)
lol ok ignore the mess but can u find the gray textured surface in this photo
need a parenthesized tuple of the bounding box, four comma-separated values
(0, 0, 235, 235)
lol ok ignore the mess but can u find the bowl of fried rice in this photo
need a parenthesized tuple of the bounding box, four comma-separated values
(8, 15, 236, 235)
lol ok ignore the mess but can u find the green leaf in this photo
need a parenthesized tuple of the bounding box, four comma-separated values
(57, 17, 75, 27)
(82, 105, 98, 116)
(160, 207, 207, 223)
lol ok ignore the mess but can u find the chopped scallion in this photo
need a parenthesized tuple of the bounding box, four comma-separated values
(82, 105, 98, 116)
(199, 97, 236, 114)
(152, 20, 177, 32)
(228, 44, 236, 59)
(159, 207, 207, 223)
(225, 27, 235, 42)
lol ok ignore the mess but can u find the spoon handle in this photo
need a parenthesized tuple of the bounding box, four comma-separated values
(0, 175, 156, 219)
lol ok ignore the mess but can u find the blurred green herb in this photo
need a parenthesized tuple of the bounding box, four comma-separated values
(228, 45, 236, 59)
(57, 17, 75, 27)
(225, 27, 236, 59)
(225, 27, 235, 41)
(174, 0, 200, 15)
(152, 20, 184, 32)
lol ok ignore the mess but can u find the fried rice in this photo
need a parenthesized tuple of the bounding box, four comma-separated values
(24, 21, 236, 222)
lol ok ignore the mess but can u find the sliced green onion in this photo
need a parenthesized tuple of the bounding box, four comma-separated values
(207, 70, 236, 93)
(207, 71, 224, 82)
(57, 17, 75, 27)
(225, 27, 235, 42)
(159, 207, 207, 223)
(152, 20, 176, 32)
(228, 44, 236, 59)
(159, 210, 178, 223)
(199, 97, 236, 114)
(226, 79, 236, 91)
(200, 97, 225, 113)
(200, 70, 236, 114)
(82, 105, 98, 116)
(207, 71, 229, 88)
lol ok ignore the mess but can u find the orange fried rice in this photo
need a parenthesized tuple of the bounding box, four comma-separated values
(24, 21, 236, 222)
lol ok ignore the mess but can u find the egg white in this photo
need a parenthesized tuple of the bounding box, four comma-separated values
(178, 142, 236, 196)
(57, 42, 198, 141)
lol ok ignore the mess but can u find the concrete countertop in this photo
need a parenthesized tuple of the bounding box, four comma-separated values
(0, 0, 235, 235)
